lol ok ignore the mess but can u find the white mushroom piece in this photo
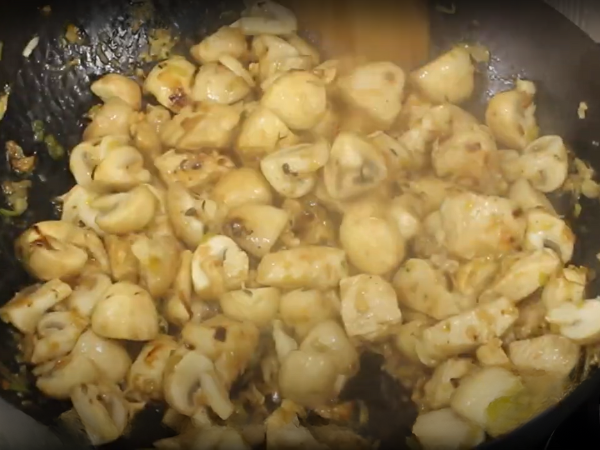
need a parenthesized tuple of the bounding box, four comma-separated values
(450, 366, 524, 436)
(336, 61, 405, 129)
(265, 401, 327, 450)
(60, 185, 104, 235)
(220, 287, 280, 327)
(131, 234, 181, 298)
(508, 178, 557, 215)
(191, 235, 249, 300)
(260, 139, 330, 199)
(279, 289, 339, 339)
(191, 62, 251, 105)
(91, 282, 159, 341)
(222, 204, 289, 258)
(415, 298, 519, 367)
(71, 330, 132, 384)
(339, 199, 405, 276)
(154, 149, 235, 192)
(387, 193, 424, 241)
(67, 272, 112, 318)
(404, 176, 463, 215)
(279, 197, 337, 248)
(190, 26, 247, 64)
(235, 106, 299, 163)
(422, 358, 476, 410)
(250, 34, 314, 83)
(16, 221, 109, 281)
(126, 335, 178, 401)
(546, 299, 600, 344)
(256, 246, 348, 290)
(412, 408, 485, 450)
(231, 0, 297, 36)
(518, 135, 569, 193)
(410, 46, 475, 104)
(260, 70, 326, 130)
(163, 249, 194, 327)
(485, 79, 538, 150)
(0, 279, 72, 334)
(83, 98, 136, 141)
(33, 353, 100, 399)
(479, 249, 562, 304)
(507, 334, 580, 377)
(523, 208, 575, 263)
(71, 383, 130, 445)
(211, 168, 273, 211)
(339, 274, 402, 341)
(437, 191, 526, 259)
(323, 132, 388, 200)
(92, 184, 157, 235)
(29, 311, 88, 365)
(144, 56, 196, 112)
(160, 103, 243, 151)
(104, 235, 139, 283)
(394, 259, 475, 321)
(91, 73, 142, 110)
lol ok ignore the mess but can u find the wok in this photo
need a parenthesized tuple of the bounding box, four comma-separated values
(0, 0, 600, 449)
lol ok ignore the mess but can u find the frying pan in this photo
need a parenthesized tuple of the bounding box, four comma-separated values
(0, 0, 600, 449)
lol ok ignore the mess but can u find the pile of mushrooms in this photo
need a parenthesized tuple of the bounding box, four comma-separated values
(1, 1, 599, 449)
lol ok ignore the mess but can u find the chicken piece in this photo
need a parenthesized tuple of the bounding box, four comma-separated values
(144, 56, 196, 113)
(404, 176, 463, 216)
(512, 297, 548, 340)
(476, 338, 510, 367)
(422, 358, 476, 410)
(415, 298, 519, 367)
(190, 26, 247, 64)
(453, 257, 500, 299)
(438, 191, 526, 259)
(508, 335, 580, 378)
(412, 408, 485, 450)
(393, 319, 431, 363)
(339, 274, 402, 342)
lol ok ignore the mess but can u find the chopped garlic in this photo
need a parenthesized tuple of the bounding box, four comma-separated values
(578, 102, 588, 119)
(22, 36, 39, 57)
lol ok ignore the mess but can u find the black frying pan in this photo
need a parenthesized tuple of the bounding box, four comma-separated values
(1, 0, 600, 449)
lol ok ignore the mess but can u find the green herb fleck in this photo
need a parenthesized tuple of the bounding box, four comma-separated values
(44, 134, 65, 160)
(32, 120, 45, 142)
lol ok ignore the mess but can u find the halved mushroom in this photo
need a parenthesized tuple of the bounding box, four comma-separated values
(423, 358, 476, 410)
(256, 246, 348, 290)
(220, 287, 280, 327)
(508, 178, 557, 215)
(222, 204, 289, 257)
(518, 135, 569, 193)
(91, 282, 159, 341)
(0, 279, 72, 334)
(485, 79, 538, 151)
(190, 26, 247, 64)
(300, 320, 359, 376)
(144, 56, 196, 113)
(546, 299, 600, 344)
(163, 349, 234, 419)
(83, 98, 136, 141)
(91, 74, 142, 110)
(191, 62, 251, 104)
(34, 354, 100, 399)
(412, 408, 485, 450)
(279, 289, 339, 339)
(67, 272, 112, 318)
(160, 103, 243, 151)
(71, 383, 130, 445)
(93, 184, 157, 235)
(70, 136, 128, 191)
(104, 235, 139, 283)
(411, 47, 475, 104)
(60, 185, 103, 235)
(260, 139, 329, 199)
(212, 168, 273, 211)
(232, 1, 297, 36)
(30, 311, 88, 365)
(323, 132, 388, 200)
(131, 234, 181, 298)
(130, 119, 163, 166)
(235, 106, 299, 164)
(523, 208, 575, 262)
(404, 176, 463, 215)
(261, 70, 326, 130)
(337, 61, 405, 129)
(191, 235, 249, 301)
(154, 149, 235, 192)
(126, 335, 178, 401)
(251, 34, 313, 83)
(541, 266, 587, 311)
(163, 250, 194, 327)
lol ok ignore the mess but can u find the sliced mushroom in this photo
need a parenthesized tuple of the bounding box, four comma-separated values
(160, 103, 243, 151)
(260, 139, 329, 198)
(191, 62, 251, 105)
(541, 266, 587, 311)
(93, 184, 157, 235)
(144, 56, 196, 112)
(485, 79, 538, 150)
(0, 279, 72, 334)
(131, 234, 181, 298)
(523, 208, 575, 263)
(222, 204, 289, 257)
(67, 272, 112, 318)
(220, 287, 280, 327)
(30, 311, 88, 364)
(323, 132, 388, 200)
(83, 98, 136, 141)
(339, 274, 402, 341)
(508, 178, 557, 215)
(70, 329, 131, 384)
(154, 149, 235, 192)
(256, 246, 348, 290)
(71, 383, 130, 445)
(163, 250, 194, 327)
(518, 135, 569, 193)
(279, 289, 339, 339)
(126, 335, 178, 401)
(413, 408, 485, 450)
(104, 235, 139, 283)
(91, 74, 142, 110)
(91, 282, 159, 341)
(261, 70, 326, 130)
(212, 168, 273, 211)
(411, 47, 475, 104)
(191, 235, 249, 301)
(60, 185, 103, 235)
(546, 299, 600, 344)
(34, 354, 100, 399)
(337, 61, 405, 129)
(190, 26, 247, 64)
